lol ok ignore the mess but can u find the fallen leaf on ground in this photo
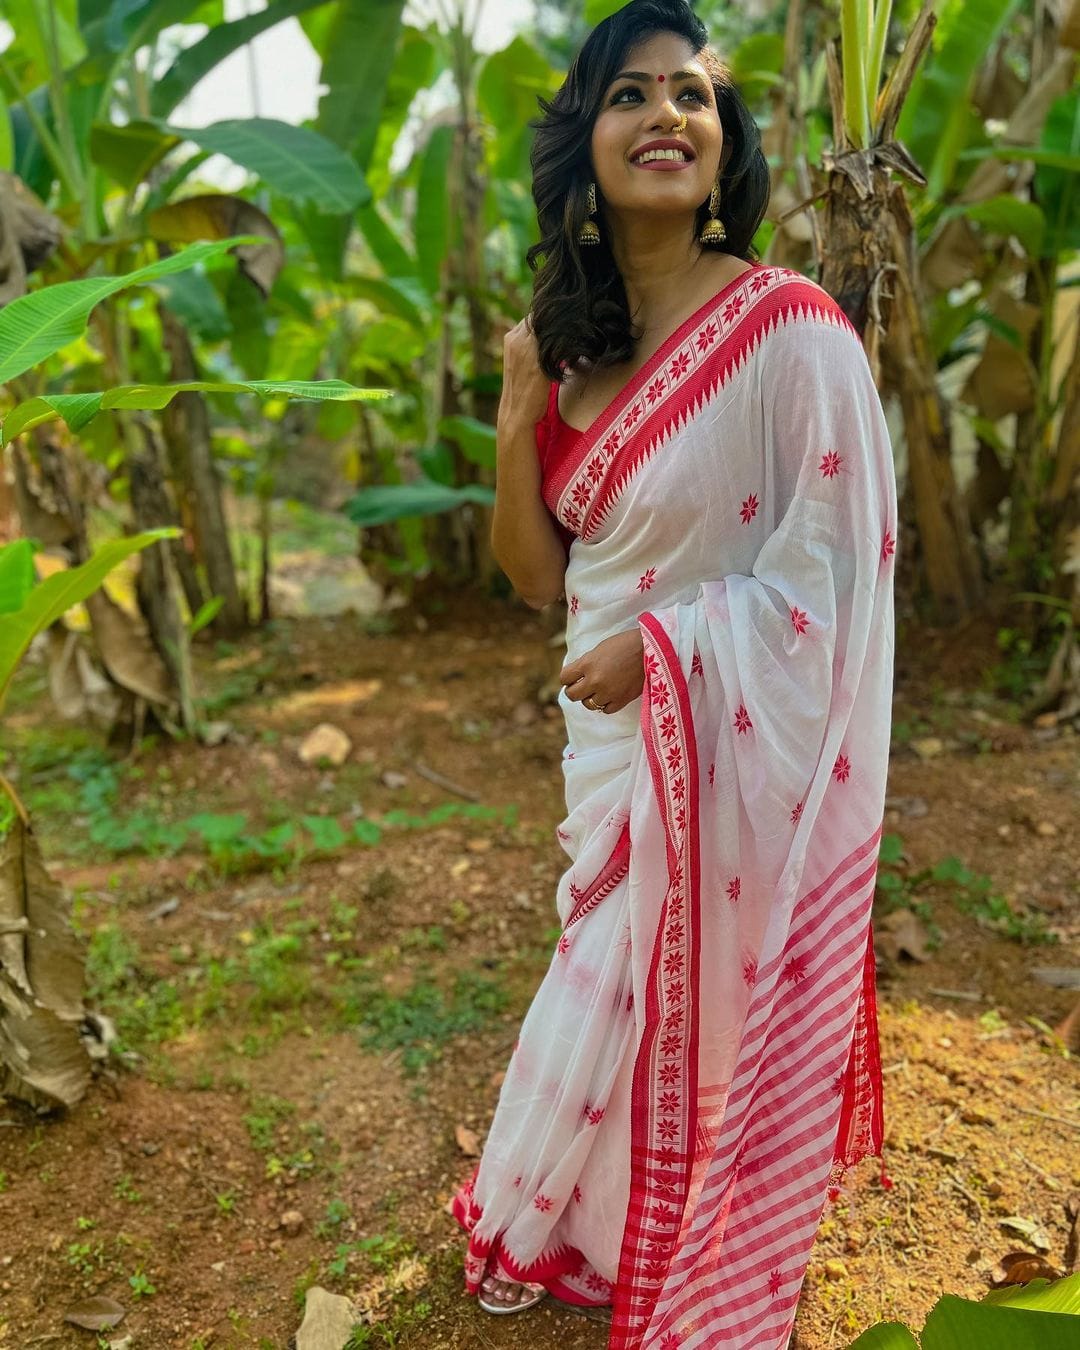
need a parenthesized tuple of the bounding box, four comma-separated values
(998, 1215, 1052, 1251)
(298, 723, 352, 767)
(876, 908, 932, 963)
(455, 1124, 481, 1156)
(63, 1296, 126, 1330)
(990, 1251, 1063, 1286)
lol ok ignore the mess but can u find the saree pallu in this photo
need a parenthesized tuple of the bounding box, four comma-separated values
(452, 264, 896, 1349)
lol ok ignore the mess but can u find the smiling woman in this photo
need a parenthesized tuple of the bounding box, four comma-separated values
(457, 4, 897, 1348)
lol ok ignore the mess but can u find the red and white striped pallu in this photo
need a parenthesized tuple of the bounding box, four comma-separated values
(452, 263, 896, 1349)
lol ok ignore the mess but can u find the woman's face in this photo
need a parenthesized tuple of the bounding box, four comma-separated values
(589, 32, 724, 225)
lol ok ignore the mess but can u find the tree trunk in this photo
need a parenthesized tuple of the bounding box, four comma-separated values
(158, 305, 247, 635)
(128, 419, 196, 731)
(1049, 326, 1080, 592)
(885, 205, 984, 620)
(1008, 256, 1058, 583)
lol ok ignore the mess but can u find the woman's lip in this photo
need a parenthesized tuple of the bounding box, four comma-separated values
(631, 159, 696, 171)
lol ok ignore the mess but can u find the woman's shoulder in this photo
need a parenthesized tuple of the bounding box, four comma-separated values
(752, 266, 853, 326)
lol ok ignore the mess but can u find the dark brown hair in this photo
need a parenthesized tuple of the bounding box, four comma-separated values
(526, 0, 769, 381)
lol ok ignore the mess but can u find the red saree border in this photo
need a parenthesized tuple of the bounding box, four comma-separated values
(542, 268, 858, 543)
(610, 613, 701, 1349)
(564, 819, 632, 932)
(451, 1173, 604, 1294)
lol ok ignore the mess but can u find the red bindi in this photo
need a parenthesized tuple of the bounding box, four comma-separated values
(657, 74, 665, 83)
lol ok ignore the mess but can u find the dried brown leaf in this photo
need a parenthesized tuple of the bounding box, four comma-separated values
(455, 1124, 481, 1157)
(63, 1295, 126, 1330)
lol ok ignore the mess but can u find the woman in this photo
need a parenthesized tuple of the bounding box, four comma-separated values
(451, 3, 896, 1346)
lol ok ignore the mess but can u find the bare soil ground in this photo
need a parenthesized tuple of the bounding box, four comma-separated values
(0, 597, 1076, 1349)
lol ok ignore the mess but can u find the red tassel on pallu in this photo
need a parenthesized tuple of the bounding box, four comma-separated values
(829, 922, 890, 1199)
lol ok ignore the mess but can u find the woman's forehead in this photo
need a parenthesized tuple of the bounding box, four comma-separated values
(621, 32, 701, 72)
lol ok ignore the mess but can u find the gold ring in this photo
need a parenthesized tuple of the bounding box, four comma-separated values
(584, 695, 602, 711)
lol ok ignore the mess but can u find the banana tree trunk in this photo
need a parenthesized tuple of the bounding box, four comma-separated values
(158, 306, 247, 636)
(128, 418, 196, 731)
(886, 205, 984, 619)
(1008, 256, 1059, 582)
(0, 794, 93, 1111)
(1049, 326, 1080, 589)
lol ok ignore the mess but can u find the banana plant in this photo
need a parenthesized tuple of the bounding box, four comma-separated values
(848, 1271, 1080, 1348)
(0, 530, 173, 1110)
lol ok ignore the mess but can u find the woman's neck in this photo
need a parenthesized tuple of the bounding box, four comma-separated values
(609, 220, 707, 334)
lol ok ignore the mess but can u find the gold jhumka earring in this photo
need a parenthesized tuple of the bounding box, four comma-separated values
(699, 179, 727, 244)
(579, 182, 600, 246)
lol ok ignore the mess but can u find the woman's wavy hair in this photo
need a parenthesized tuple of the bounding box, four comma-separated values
(526, 0, 769, 381)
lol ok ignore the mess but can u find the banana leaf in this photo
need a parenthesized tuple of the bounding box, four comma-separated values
(0, 379, 390, 446)
(0, 237, 259, 386)
(0, 530, 176, 715)
(344, 478, 494, 528)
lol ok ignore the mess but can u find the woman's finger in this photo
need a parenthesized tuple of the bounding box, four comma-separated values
(559, 660, 584, 687)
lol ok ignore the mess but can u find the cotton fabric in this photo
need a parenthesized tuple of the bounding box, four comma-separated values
(452, 263, 896, 1349)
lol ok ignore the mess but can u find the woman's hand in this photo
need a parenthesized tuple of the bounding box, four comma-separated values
(559, 629, 646, 714)
(498, 315, 553, 434)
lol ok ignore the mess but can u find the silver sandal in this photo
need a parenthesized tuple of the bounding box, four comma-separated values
(478, 1276, 547, 1314)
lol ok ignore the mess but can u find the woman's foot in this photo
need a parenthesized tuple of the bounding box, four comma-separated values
(479, 1274, 546, 1312)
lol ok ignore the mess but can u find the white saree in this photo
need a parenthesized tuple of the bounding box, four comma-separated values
(453, 264, 896, 1349)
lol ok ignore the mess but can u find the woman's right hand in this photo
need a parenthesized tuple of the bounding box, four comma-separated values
(499, 315, 553, 434)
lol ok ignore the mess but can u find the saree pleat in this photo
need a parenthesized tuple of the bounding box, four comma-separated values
(453, 264, 896, 1347)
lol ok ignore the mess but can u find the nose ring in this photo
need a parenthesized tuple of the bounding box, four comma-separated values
(673, 112, 688, 134)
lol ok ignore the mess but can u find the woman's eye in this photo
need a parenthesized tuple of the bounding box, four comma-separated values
(610, 87, 707, 105)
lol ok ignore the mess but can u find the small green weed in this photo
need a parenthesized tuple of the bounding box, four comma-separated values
(876, 835, 1056, 946)
(128, 1268, 156, 1298)
(113, 1173, 142, 1204)
(66, 1240, 108, 1276)
(316, 1197, 352, 1237)
(337, 967, 508, 1073)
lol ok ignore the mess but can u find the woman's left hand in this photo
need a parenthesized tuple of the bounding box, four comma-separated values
(559, 628, 646, 714)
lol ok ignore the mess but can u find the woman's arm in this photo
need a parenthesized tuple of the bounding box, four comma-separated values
(492, 416, 567, 609)
(491, 319, 567, 610)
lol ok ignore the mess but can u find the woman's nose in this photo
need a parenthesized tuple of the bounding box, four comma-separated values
(649, 99, 683, 131)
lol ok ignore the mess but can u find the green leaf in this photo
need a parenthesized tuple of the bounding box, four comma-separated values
(0, 85, 14, 172)
(584, 0, 626, 22)
(952, 197, 1045, 256)
(3, 0, 86, 79)
(188, 595, 224, 637)
(1036, 92, 1080, 257)
(1, 379, 390, 446)
(0, 530, 176, 715)
(0, 539, 37, 615)
(188, 811, 248, 845)
(878, 834, 905, 866)
(416, 124, 454, 297)
(148, 0, 327, 120)
(0, 237, 255, 386)
(438, 415, 497, 470)
(352, 819, 383, 846)
(982, 1273, 1080, 1314)
(899, 0, 1023, 199)
(343, 478, 494, 528)
(160, 118, 370, 213)
(931, 856, 971, 885)
(923, 1293, 1080, 1348)
(347, 275, 429, 328)
(313, 0, 407, 166)
(89, 119, 178, 189)
(302, 816, 348, 852)
(846, 1323, 919, 1350)
(477, 38, 554, 178)
(356, 203, 420, 281)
